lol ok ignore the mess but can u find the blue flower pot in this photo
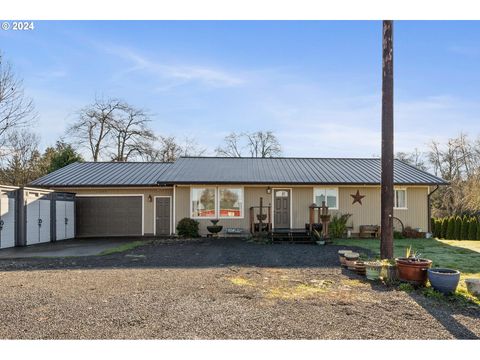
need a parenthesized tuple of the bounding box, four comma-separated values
(427, 268, 460, 294)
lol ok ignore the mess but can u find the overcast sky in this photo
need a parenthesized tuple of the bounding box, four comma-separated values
(1, 20, 480, 158)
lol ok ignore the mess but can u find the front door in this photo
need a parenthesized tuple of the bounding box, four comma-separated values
(155, 197, 171, 236)
(274, 189, 290, 229)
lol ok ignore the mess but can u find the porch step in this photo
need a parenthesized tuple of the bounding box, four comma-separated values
(271, 229, 314, 244)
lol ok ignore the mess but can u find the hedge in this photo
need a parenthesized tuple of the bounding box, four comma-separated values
(433, 215, 480, 240)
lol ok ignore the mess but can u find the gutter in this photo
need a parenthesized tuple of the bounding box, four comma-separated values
(427, 185, 440, 233)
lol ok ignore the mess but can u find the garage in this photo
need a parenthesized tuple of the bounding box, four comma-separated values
(76, 195, 143, 237)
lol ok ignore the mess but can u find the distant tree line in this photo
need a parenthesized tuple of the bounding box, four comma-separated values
(432, 215, 480, 240)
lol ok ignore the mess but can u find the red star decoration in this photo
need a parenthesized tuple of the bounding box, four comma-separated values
(351, 190, 365, 205)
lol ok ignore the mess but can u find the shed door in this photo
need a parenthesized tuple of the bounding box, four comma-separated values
(26, 198, 40, 245)
(274, 189, 290, 229)
(65, 201, 75, 239)
(0, 195, 16, 249)
(56, 200, 67, 241)
(76, 196, 143, 237)
(39, 199, 51, 243)
(155, 197, 171, 236)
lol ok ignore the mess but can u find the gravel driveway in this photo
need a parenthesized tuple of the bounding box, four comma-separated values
(0, 238, 478, 339)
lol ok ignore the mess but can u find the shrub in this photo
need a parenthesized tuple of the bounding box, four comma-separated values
(441, 217, 448, 239)
(434, 218, 442, 238)
(461, 216, 469, 240)
(454, 216, 462, 240)
(394, 231, 405, 239)
(468, 217, 478, 240)
(328, 213, 352, 238)
(446, 216, 455, 239)
(176, 217, 200, 238)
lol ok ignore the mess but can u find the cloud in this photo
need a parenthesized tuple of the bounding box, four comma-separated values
(99, 44, 245, 88)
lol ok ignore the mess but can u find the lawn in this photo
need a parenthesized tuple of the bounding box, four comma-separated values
(332, 237, 480, 303)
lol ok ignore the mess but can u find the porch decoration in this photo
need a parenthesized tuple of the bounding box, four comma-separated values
(206, 219, 223, 237)
(249, 197, 272, 235)
(350, 189, 365, 205)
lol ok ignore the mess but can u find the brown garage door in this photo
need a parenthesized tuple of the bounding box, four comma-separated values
(76, 196, 143, 237)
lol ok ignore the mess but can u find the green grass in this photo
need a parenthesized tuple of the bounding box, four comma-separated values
(99, 241, 149, 256)
(332, 237, 480, 305)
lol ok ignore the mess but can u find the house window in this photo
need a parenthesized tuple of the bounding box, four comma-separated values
(191, 188, 216, 218)
(395, 189, 407, 209)
(219, 188, 243, 218)
(314, 188, 338, 209)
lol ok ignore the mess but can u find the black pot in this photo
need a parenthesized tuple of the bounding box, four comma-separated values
(207, 225, 223, 234)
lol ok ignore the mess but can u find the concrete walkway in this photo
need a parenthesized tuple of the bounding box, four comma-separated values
(0, 238, 135, 259)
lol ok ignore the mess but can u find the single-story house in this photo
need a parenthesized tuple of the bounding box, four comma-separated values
(29, 157, 447, 238)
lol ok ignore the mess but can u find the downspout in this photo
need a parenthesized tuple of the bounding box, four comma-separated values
(427, 185, 439, 233)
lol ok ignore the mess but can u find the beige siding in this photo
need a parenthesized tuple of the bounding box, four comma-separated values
(54, 187, 173, 235)
(55, 184, 429, 237)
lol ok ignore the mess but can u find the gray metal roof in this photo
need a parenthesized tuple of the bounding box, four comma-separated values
(161, 157, 447, 185)
(30, 162, 173, 187)
(29, 157, 447, 187)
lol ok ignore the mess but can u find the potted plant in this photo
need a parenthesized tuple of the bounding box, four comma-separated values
(381, 259, 398, 283)
(338, 250, 352, 267)
(465, 278, 480, 297)
(344, 252, 360, 270)
(364, 261, 383, 281)
(256, 214, 267, 222)
(396, 246, 432, 286)
(427, 268, 461, 294)
(206, 219, 223, 237)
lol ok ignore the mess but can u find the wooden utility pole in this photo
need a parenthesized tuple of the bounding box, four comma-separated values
(380, 20, 394, 259)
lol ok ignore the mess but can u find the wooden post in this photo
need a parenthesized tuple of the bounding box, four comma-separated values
(259, 197, 263, 232)
(309, 204, 315, 233)
(249, 207, 254, 234)
(381, 20, 394, 259)
(267, 205, 272, 231)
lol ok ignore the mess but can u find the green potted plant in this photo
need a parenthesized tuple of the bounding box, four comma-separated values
(364, 260, 383, 281)
(396, 246, 432, 286)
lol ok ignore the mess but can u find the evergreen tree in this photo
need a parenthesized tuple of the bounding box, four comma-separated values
(468, 217, 478, 240)
(477, 219, 480, 240)
(446, 216, 455, 239)
(441, 217, 448, 239)
(461, 216, 470, 240)
(454, 216, 462, 240)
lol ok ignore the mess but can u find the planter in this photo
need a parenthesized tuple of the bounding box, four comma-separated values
(465, 279, 480, 297)
(365, 262, 383, 281)
(344, 252, 359, 270)
(354, 261, 366, 276)
(338, 250, 352, 267)
(396, 258, 432, 286)
(256, 214, 267, 222)
(427, 268, 460, 294)
(206, 225, 223, 236)
(383, 264, 398, 283)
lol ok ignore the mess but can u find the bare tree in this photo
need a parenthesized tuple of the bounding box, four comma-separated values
(0, 53, 35, 152)
(215, 131, 282, 158)
(178, 136, 206, 157)
(215, 132, 244, 157)
(396, 148, 427, 171)
(0, 130, 43, 186)
(245, 131, 282, 158)
(109, 106, 156, 161)
(68, 98, 127, 161)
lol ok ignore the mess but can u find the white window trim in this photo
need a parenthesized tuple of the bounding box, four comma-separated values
(190, 187, 218, 219)
(313, 187, 339, 210)
(153, 196, 172, 236)
(394, 187, 408, 210)
(218, 186, 245, 219)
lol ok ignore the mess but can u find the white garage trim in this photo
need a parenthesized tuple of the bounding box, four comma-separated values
(75, 194, 145, 235)
(153, 196, 172, 236)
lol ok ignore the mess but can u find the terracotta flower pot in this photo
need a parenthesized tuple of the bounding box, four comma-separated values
(396, 258, 432, 286)
(345, 252, 359, 270)
(354, 261, 366, 276)
(338, 250, 352, 267)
